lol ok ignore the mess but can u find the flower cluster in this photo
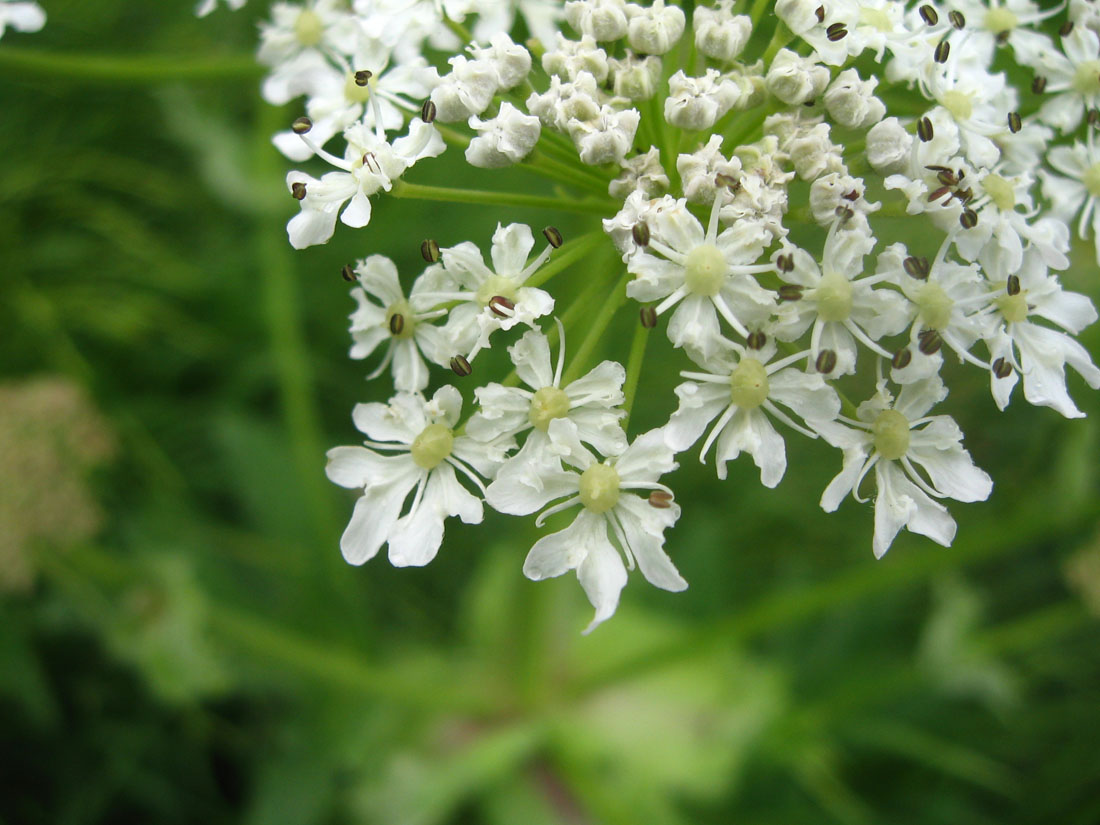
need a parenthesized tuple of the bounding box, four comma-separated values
(217, 0, 1100, 631)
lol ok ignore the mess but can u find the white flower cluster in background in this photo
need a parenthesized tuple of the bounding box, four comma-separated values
(0, 0, 45, 39)
(216, 0, 1100, 631)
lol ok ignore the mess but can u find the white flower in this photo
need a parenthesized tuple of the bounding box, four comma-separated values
(625, 195, 777, 362)
(1033, 24, 1100, 133)
(544, 34, 611, 84)
(469, 32, 532, 90)
(430, 55, 500, 122)
(565, 0, 629, 42)
(466, 102, 541, 168)
(765, 48, 830, 105)
(433, 223, 557, 362)
(693, 0, 752, 63)
(285, 118, 444, 249)
(474, 323, 627, 490)
(676, 134, 742, 205)
(489, 419, 686, 633)
(1041, 134, 1100, 265)
(978, 250, 1100, 417)
(195, 0, 246, 16)
(347, 256, 452, 392)
(817, 377, 993, 558)
(0, 1, 45, 37)
(772, 221, 909, 375)
(608, 52, 662, 100)
(664, 69, 743, 131)
(326, 386, 503, 567)
(258, 1, 360, 90)
(665, 340, 840, 486)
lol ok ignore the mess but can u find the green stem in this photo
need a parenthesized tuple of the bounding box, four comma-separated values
(560, 269, 631, 385)
(526, 231, 605, 289)
(0, 47, 261, 83)
(621, 320, 650, 430)
(392, 180, 617, 215)
(762, 21, 796, 65)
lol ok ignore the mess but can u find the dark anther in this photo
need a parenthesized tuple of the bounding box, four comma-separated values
(959, 208, 979, 229)
(1032, 75, 1047, 94)
(421, 238, 440, 263)
(826, 22, 848, 40)
(292, 116, 313, 134)
(1007, 111, 1022, 133)
(488, 295, 515, 317)
(1089, 108, 1100, 127)
(903, 255, 930, 279)
(843, 189, 860, 201)
(835, 205, 854, 221)
(934, 40, 950, 63)
(815, 349, 837, 374)
(450, 355, 472, 377)
(776, 253, 795, 273)
(918, 328, 943, 355)
(992, 357, 1013, 378)
(746, 330, 767, 350)
(1006, 274, 1021, 295)
(340, 264, 356, 282)
(954, 187, 974, 205)
(354, 69, 373, 86)
(948, 10, 965, 28)
(919, 4, 938, 24)
(420, 99, 437, 123)
(648, 490, 673, 509)
(640, 305, 657, 328)
(716, 172, 741, 191)
(291, 181, 307, 200)
(1060, 20, 1075, 37)
(543, 226, 563, 248)
(892, 348, 913, 369)
(937, 169, 958, 186)
(804, 98, 816, 107)
(996, 30, 1011, 43)
(815, 5, 825, 22)
(778, 284, 804, 301)
(928, 185, 953, 203)
(632, 222, 651, 246)
(388, 313, 405, 335)
(918, 116, 934, 142)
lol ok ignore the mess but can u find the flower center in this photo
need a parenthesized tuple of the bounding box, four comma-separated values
(1084, 163, 1100, 198)
(815, 270, 853, 321)
(1074, 60, 1100, 95)
(859, 7, 894, 32)
(872, 409, 910, 461)
(528, 386, 570, 431)
(683, 244, 728, 297)
(475, 274, 519, 307)
(578, 462, 621, 514)
(409, 423, 454, 470)
(982, 173, 1016, 211)
(941, 90, 974, 122)
(344, 72, 376, 104)
(996, 292, 1029, 323)
(916, 282, 954, 331)
(294, 9, 324, 46)
(983, 7, 1018, 34)
(385, 300, 416, 339)
(729, 357, 770, 409)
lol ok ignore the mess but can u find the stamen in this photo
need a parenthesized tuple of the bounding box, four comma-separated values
(1060, 20, 1075, 37)
(647, 490, 673, 509)
(903, 255, 930, 279)
(639, 305, 657, 328)
(852, 455, 880, 504)
(815, 349, 837, 374)
(934, 40, 950, 63)
(815, 5, 825, 22)
(354, 69, 372, 86)
(992, 357, 1013, 378)
(746, 330, 767, 350)
(292, 116, 313, 134)
(778, 284, 803, 301)
(1032, 75, 1047, 94)
(542, 226, 563, 248)
(534, 495, 581, 528)
(918, 116, 934, 142)
(488, 295, 515, 317)
(341, 264, 356, 282)
(826, 22, 848, 40)
(1007, 111, 1022, 133)
(776, 253, 795, 273)
(918, 328, 943, 355)
(1006, 274, 1021, 295)
(420, 99, 436, 123)
(948, 10, 965, 28)
(388, 313, 405, 335)
(291, 181, 307, 200)
(892, 347, 912, 369)
(959, 208, 979, 229)
(632, 222, 651, 247)
(450, 355, 472, 376)
(421, 239, 440, 263)
(919, 4, 938, 25)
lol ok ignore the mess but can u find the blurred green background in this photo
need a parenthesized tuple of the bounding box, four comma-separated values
(2, 2, 1100, 823)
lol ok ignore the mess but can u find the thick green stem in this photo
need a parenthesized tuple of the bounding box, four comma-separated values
(526, 232, 605, 288)
(560, 269, 631, 385)
(0, 47, 261, 83)
(392, 180, 617, 215)
(621, 320, 651, 430)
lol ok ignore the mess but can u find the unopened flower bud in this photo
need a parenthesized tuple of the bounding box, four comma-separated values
(824, 69, 885, 129)
(693, 5, 752, 62)
(627, 0, 686, 55)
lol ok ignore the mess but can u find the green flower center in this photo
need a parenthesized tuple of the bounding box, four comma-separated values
(872, 409, 910, 461)
(344, 72, 376, 104)
(475, 274, 519, 307)
(294, 9, 324, 46)
(1084, 163, 1100, 198)
(996, 292, 1029, 323)
(941, 90, 974, 122)
(409, 423, 454, 470)
(859, 7, 894, 32)
(1073, 60, 1100, 96)
(528, 386, 570, 431)
(983, 7, 1018, 34)
(982, 173, 1016, 212)
(729, 357, 770, 409)
(915, 282, 954, 331)
(683, 244, 728, 297)
(815, 270, 854, 322)
(578, 462, 621, 514)
(385, 300, 416, 340)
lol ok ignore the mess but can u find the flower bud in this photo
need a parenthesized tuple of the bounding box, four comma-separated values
(609, 54, 662, 100)
(471, 32, 532, 90)
(693, 2, 752, 62)
(866, 117, 912, 175)
(823, 69, 885, 129)
(465, 102, 541, 168)
(626, 0, 686, 54)
(765, 49, 830, 105)
(565, 0, 629, 41)
(664, 69, 741, 131)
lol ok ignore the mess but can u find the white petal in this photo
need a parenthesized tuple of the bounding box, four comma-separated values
(339, 469, 420, 565)
(613, 428, 677, 482)
(716, 408, 786, 487)
(510, 328, 555, 389)
(564, 360, 626, 406)
(486, 451, 579, 515)
(664, 381, 729, 452)
(614, 496, 686, 592)
(577, 524, 629, 633)
(523, 509, 598, 580)
(490, 222, 536, 276)
(907, 445, 993, 503)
